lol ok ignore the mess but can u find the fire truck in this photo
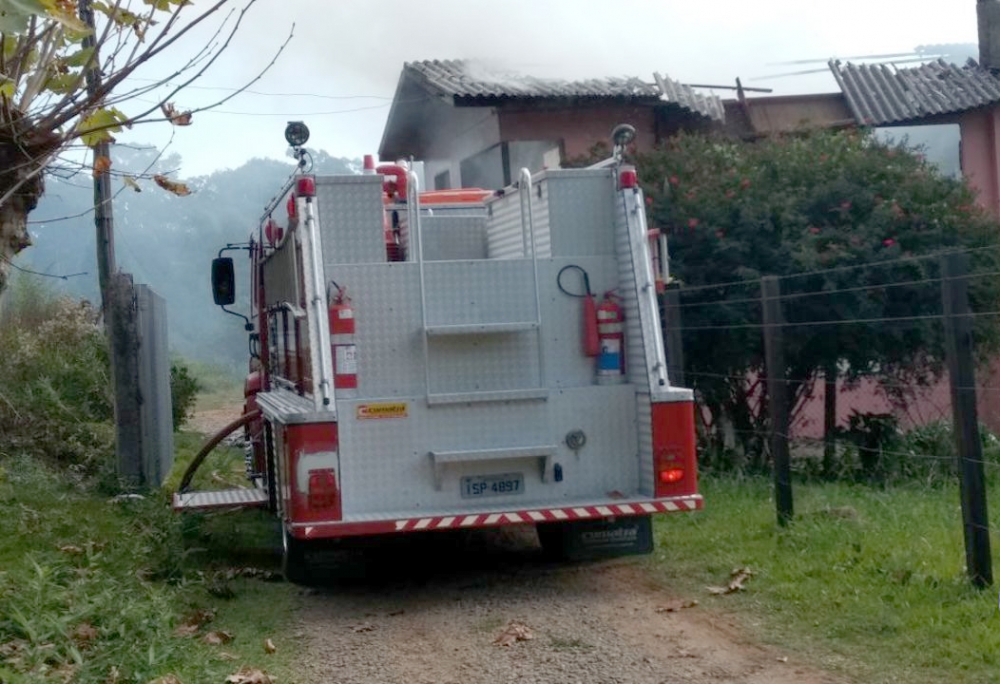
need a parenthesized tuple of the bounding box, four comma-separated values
(174, 122, 701, 582)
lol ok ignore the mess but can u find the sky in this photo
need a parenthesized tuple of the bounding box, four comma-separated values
(119, 0, 979, 177)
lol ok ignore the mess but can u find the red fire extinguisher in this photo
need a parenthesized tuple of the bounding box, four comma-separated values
(556, 265, 600, 357)
(327, 283, 357, 389)
(596, 292, 625, 384)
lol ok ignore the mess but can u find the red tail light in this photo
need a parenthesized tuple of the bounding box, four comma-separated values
(651, 400, 698, 497)
(659, 467, 685, 484)
(307, 468, 339, 509)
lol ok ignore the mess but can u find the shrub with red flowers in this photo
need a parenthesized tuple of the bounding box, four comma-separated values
(636, 129, 1000, 471)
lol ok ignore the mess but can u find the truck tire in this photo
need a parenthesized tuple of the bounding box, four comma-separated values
(281, 525, 313, 586)
(536, 522, 569, 560)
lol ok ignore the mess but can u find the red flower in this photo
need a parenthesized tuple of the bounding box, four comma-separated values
(740, 178, 751, 190)
(669, 175, 680, 186)
(715, 229, 725, 239)
(725, 190, 736, 199)
(883, 238, 896, 247)
(645, 196, 653, 206)
(840, 200, 852, 211)
(809, 226, 821, 235)
(687, 218, 700, 229)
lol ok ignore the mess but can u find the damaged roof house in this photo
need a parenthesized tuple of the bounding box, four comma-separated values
(380, 5, 1000, 221)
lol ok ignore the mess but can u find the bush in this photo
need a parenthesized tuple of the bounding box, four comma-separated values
(169, 360, 201, 430)
(0, 277, 113, 474)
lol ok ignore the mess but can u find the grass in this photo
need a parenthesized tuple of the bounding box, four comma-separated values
(184, 360, 243, 412)
(0, 454, 299, 684)
(652, 476, 1000, 683)
(163, 431, 247, 493)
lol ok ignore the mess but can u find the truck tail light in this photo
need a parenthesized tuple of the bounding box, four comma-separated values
(307, 468, 339, 509)
(651, 401, 698, 498)
(658, 466, 685, 484)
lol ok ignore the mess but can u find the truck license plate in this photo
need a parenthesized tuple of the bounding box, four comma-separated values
(461, 473, 524, 499)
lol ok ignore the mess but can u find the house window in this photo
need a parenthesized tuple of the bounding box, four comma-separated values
(434, 170, 451, 190)
(459, 140, 561, 190)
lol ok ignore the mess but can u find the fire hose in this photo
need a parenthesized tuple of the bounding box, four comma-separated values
(177, 409, 261, 494)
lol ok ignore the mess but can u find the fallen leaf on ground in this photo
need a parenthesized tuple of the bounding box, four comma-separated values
(147, 676, 182, 684)
(655, 599, 699, 613)
(72, 622, 99, 641)
(494, 621, 534, 647)
(106, 665, 121, 683)
(218, 651, 239, 662)
(59, 544, 84, 554)
(707, 567, 753, 595)
(351, 623, 375, 633)
(777, 656, 788, 663)
(203, 630, 234, 646)
(225, 667, 273, 684)
(54, 664, 78, 683)
(173, 609, 215, 637)
(263, 638, 276, 654)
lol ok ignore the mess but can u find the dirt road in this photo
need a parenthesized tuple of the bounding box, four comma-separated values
(188, 406, 842, 684)
(291, 529, 844, 684)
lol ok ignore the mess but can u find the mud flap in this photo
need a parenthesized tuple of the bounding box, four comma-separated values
(537, 514, 653, 561)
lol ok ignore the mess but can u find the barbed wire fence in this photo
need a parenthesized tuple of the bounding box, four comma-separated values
(662, 246, 999, 587)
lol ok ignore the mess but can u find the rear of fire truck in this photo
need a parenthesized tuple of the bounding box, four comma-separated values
(177, 122, 701, 583)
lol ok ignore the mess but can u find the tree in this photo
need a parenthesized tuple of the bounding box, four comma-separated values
(639, 129, 1000, 470)
(0, 0, 291, 294)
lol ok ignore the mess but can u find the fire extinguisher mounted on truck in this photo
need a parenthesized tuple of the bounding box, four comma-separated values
(176, 120, 701, 583)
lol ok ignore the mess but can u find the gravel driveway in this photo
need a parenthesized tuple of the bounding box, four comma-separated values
(291, 528, 844, 684)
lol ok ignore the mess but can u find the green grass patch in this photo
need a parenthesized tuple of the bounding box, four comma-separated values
(652, 476, 1000, 683)
(0, 455, 297, 684)
(186, 361, 243, 412)
(163, 431, 247, 494)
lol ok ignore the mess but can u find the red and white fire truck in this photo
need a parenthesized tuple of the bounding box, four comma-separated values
(175, 122, 701, 582)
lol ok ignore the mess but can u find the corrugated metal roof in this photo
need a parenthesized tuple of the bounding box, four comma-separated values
(653, 72, 725, 122)
(404, 60, 723, 121)
(829, 58, 1000, 126)
(407, 59, 660, 100)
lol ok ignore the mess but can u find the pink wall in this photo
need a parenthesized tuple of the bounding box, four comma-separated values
(960, 108, 1000, 217)
(499, 105, 658, 161)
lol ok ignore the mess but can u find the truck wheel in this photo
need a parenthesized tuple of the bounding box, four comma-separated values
(281, 525, 313, 586)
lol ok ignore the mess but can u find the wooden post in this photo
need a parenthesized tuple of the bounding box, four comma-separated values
(761, 276, 793, 526)
(941, 252, 992, 588)
(663, 288, 685, 387)
(823, 362, 837, 479)
(110, 273, 143, 485)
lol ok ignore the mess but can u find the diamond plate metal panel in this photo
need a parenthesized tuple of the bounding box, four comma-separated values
(427, 332, 539, 395)
(423, 260, 538, 327)
(336, 384, 638, 515)
(421, 215, 487, 260)
(316, 176, 386, 265)
(538, 258, 619, 389)
(544, 170, 616, 258)
(326, 263, 426, 398)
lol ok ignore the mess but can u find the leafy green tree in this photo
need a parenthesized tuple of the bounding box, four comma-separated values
(0, 0, 288, 294)
(639, 129, 1000, 469)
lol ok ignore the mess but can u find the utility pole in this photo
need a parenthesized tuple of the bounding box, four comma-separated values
(80, 0, 115, 294)
(761, 276, 793, 526)
(80, 0, 142, 485)
(941, 252, 992, 588)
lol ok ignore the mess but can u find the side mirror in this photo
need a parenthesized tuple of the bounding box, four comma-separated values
(211, 257, 235, 306)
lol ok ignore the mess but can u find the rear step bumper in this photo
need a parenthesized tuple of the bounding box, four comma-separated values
(289, 495, 703, 540)
(173, 488, 268, 510)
